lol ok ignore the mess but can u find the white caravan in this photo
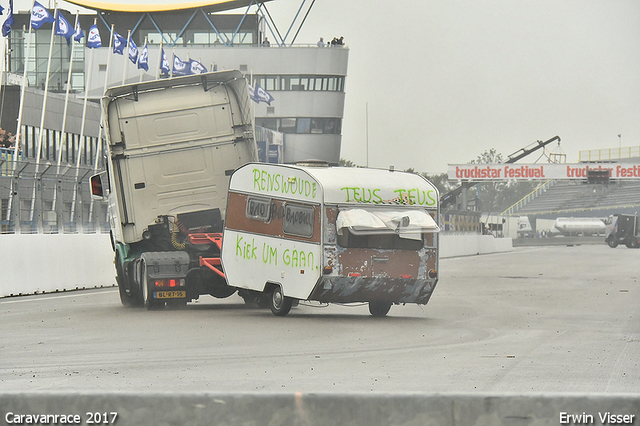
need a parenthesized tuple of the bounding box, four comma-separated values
(221, 163, 441, 316)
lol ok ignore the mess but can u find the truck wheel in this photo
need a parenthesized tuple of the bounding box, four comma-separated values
(116, 252, 140, 307)
(269, 286, 293, 316)
(369, 301, 392, 317)
(142, 261, 163, 310)
(607, 237, 618, 248)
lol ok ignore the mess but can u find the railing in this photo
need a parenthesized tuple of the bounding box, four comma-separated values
(501, 179, 555, 216)
(0, 156, 109, 234)
(579, 146, 640, 162)
(0, 148, 23, 176)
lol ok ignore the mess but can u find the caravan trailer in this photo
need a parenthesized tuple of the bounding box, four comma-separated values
(221, 163, 440, 316)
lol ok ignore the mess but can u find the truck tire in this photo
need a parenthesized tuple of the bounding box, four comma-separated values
(269, 286, 293, 316)
(116, 252, 141, 307)
(141, 260, 164, 310)
(606, 237, 618, 248)
(625, 239, 640, 249)
(369, 301, 392, 317)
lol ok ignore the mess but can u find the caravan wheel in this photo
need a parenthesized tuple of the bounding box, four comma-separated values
(269, 286, 293, 316)
(369, 301, 392, 317)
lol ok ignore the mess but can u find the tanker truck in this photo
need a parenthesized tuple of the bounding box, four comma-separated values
(90, 71, 257, 308)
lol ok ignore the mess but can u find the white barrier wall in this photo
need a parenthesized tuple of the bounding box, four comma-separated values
(0, 233, 511, 297)
(440, 234, 513, 258)
(0, 234, 115, 298)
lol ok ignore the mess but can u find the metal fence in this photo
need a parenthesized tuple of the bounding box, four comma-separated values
(1, 150, 109, 234)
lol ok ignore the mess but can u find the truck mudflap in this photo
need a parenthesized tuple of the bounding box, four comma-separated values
(308, 277, 438, 305)
(140, 251, 190, 307)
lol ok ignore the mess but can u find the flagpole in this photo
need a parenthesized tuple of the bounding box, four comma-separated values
(156, 39, 162, 80)
(88, 19, 110, 224)
(70, 44, 94, 224)
(7, 23, 30, 229)
(139, 36, 146, 82)
(53, 11, 79, 211)
(121, 29, 129, 85)
(0, 31, 5, 106)
(14, 23, 30, 164)
(170, 49, 174, 78)
(29, 5, 58, 224)
(104, 24, 114, 92)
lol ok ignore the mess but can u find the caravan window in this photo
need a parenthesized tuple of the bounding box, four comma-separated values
(246, 197, 271, 222)
(335, 208, 439, 250)
(283, 203, 314, 238)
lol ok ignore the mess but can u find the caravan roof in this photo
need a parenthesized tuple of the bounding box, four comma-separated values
(229, 163, 439, 208)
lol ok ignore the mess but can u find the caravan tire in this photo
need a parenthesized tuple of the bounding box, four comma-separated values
(369, 301, 392, 317)
(269, 286, 293, 316)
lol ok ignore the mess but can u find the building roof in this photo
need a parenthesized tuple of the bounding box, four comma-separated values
(63, 0, 271, 13)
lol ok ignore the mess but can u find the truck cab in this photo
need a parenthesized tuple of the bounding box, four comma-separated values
(93, 71, 257, 308)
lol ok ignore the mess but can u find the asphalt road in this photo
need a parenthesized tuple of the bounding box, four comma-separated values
(1, 244, 638, 394)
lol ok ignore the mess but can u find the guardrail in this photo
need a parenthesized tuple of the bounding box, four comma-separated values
(0, 156, 109, 234)
(579, 146, 640, 162)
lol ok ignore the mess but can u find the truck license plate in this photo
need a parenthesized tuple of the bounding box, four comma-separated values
(154, 291, 186, 299)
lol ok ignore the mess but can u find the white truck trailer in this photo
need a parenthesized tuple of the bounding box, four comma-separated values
(91, 71, 257, 308)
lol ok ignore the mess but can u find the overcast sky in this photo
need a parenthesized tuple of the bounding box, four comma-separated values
(13, 0, 640, 174)
(265, 0, 640, 173)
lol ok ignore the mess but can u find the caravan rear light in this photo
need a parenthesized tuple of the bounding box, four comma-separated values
(323, 266, 333, 275)
(400, 274, 411, 279)
(428, 269, 437, 279)
(348, 273, 360, 277)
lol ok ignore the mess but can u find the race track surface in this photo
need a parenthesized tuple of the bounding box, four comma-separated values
(1, 244, 638, 393)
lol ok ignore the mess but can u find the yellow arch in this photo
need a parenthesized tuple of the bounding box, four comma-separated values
(63, 0, 271, 13)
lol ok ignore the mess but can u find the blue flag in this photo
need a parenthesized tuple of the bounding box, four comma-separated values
(172, 54, 191, 76)
(113, 31, 126, 55)
(2, 0, 13, 37)
(86, 24, 101, 48)
(128, 37, 138, 64)
(55, 11, 73, 45)
(249, 84, 274, 105)
(137, 42, 148, 71)
(31, 1, 54, 30)
(160, 48, 170, 75)
(73, 20, 84, 42)
(189, 59, 207, 75)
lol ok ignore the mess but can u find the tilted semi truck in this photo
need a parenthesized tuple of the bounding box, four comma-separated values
(92, 70, 441, 316)
(91, 71, 257, 308)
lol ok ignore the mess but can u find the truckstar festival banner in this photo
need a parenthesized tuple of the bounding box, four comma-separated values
(447, 163, 640, 180)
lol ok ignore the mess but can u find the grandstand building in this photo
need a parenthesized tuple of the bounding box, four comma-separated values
(0, 0, 348, 233)
(2, 0, 348, 165)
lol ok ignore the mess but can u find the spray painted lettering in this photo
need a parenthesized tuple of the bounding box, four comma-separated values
(235, 235, 258, 260)
(234, 234, 318, 270)
(283, 248, 315, 269)
(341, 186, 436, 206)
(262, 243, 278, 265)
(252, 168, 317, 199)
